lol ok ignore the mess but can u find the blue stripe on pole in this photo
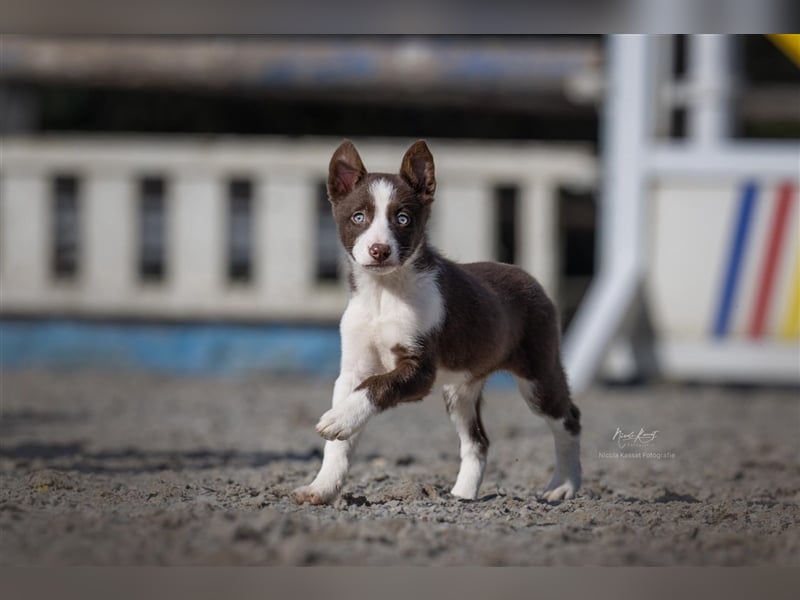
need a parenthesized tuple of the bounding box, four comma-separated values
(712, 181, 759, 338)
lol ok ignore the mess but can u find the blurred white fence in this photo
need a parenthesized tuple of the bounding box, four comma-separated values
(0, 136, 597, 322)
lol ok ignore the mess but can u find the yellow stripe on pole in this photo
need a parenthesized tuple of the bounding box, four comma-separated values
(781, 249, 800, 338)
(768, 34, 800, 68)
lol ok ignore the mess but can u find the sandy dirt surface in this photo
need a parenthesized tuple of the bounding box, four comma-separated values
(1, 369, 798, 565)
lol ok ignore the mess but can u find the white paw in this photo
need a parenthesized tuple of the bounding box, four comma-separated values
(315, 391, 374, 441)
(540, 477, 579, 502)
(291, 484, 338, 505)
(450, 484, 479, 500)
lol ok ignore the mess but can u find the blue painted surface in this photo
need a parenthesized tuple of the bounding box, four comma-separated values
(0, 319, 342, 377)
(712, 181, 759, 338)
(0, 318, 519, 388)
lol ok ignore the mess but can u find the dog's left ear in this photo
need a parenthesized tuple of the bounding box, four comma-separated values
(400, 140, 436, 204)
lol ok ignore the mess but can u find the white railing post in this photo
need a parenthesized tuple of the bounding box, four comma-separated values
(262, 176, 316, 302)
(519, 178, 558, 298)
(688, 34, 733, 148)
(172, 172, 222, 307)
(437, 181, 492, 263)
(0, 173, 48, 304)
(85, 172, 134, 305)
(563, 35, 654, 395)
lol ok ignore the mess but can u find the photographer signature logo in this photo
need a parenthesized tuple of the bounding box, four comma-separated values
(613, 427, 659, 449)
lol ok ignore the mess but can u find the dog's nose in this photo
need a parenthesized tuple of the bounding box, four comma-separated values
(369, 243, 391, 262)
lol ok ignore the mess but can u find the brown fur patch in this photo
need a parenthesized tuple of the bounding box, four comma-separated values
(564, 403, 582, 436)
(356, 342, 437, 411)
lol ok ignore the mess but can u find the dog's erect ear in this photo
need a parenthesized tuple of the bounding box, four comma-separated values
(400, 140, 436, 204)
(328, 140, 367, 202)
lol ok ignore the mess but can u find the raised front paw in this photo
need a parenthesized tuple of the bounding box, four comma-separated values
(316, 406, 352, 440)
(315, 391, 374, 441)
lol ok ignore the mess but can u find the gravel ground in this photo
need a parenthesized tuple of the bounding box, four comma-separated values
(1, 369, 798, 565)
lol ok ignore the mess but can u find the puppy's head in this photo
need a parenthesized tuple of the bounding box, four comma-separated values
(327, 139, 436, 275)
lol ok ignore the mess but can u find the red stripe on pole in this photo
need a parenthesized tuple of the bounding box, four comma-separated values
(748, 181, 796, 338)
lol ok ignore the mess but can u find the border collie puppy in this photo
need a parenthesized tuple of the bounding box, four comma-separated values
(292, 140, 581, 505)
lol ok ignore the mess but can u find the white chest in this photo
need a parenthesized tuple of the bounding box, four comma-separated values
(341, 271, 443, 371)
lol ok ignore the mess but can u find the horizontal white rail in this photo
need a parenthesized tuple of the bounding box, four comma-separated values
(1, 136, 598, 181)
(648, 143, 800, 178)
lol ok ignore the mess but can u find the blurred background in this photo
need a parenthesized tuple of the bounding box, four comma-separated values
(1, 35, 798, 392)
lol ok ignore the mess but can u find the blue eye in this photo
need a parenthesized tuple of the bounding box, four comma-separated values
(396, 213, 410, 226)
(352, 211, 366, 224)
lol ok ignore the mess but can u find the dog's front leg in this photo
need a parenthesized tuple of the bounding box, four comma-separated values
(292, 372, 361, 505)
(317, 344, 436, 441)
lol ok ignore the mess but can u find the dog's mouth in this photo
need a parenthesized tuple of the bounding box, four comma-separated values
(360, 262, 399, 273)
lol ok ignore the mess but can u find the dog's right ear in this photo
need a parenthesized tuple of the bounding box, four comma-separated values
(328, 140, 367, 203)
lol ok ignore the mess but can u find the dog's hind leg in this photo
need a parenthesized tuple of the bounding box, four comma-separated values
(516, 367, 581, 502)
(444, 377, 489, 500)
